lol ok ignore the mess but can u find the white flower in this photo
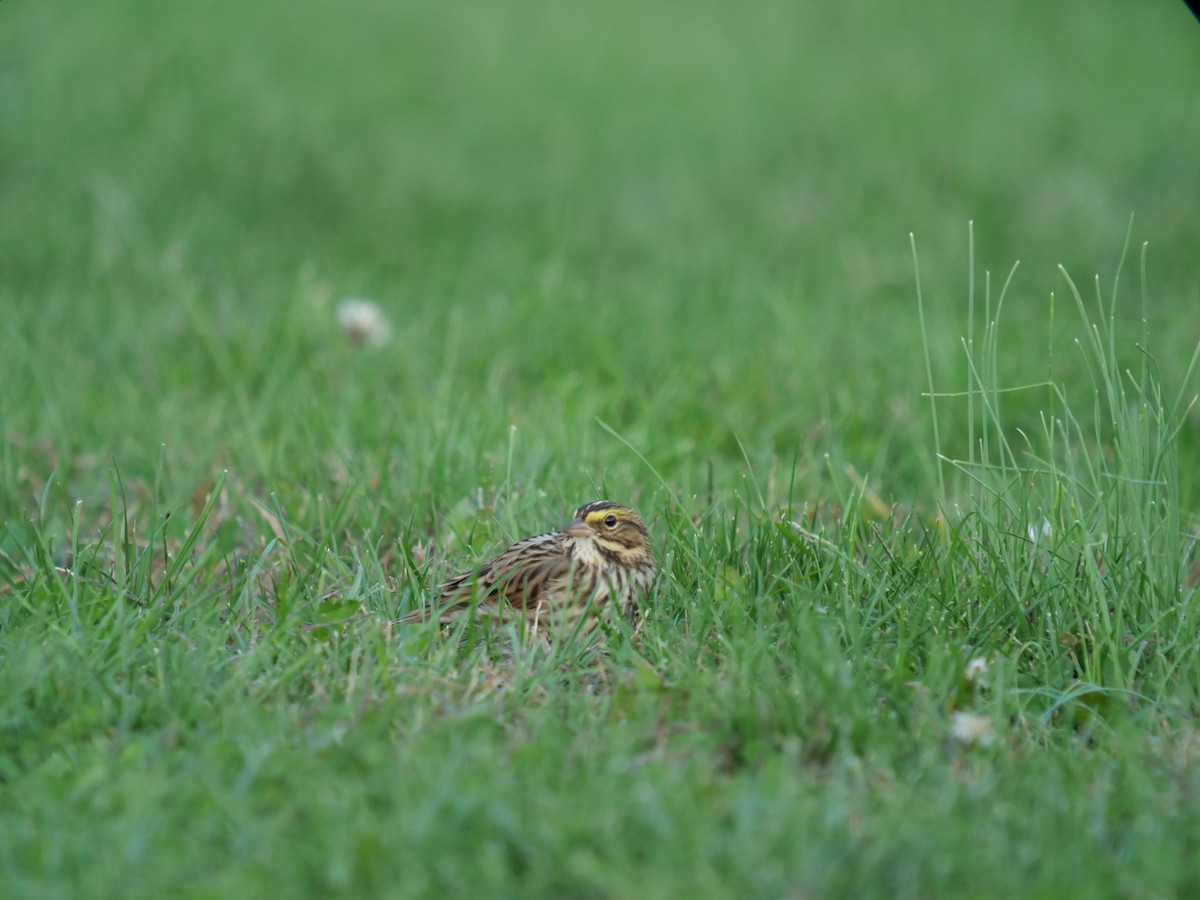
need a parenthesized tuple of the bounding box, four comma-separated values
(1027, 517, 1053, 543)
(964, 656, 988, 682)
(336, 297, 391, 347)
(950, 711, 995, 747)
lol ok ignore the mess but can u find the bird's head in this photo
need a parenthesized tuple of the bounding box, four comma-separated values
(564, 500, 653, 564)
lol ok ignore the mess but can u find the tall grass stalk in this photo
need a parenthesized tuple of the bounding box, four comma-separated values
(921, 231, 1200, 712)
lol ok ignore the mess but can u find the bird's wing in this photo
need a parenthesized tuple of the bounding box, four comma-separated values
(435, 531, 571, 615)
(490, 555, 573, 610)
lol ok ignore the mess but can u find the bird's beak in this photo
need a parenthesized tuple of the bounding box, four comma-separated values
(565, 516, 593, 539)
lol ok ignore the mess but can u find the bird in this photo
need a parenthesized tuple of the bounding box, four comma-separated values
(407, 500, 656, 640)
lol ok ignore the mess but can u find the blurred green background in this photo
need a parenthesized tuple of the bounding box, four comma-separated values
(3, 0, 1198, 513)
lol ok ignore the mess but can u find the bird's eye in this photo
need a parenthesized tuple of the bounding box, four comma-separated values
(603, 514, 618, 528)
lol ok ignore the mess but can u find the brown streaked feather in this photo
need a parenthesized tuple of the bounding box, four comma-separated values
(439, 536, 572, 612)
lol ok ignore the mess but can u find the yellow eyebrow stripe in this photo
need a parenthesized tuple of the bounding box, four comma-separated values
(585, 509, 625, 523)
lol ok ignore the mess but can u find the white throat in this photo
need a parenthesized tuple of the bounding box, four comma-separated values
(569, 536, 608, 569)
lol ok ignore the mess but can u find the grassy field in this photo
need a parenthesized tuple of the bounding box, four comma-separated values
(4, 1, 1200, 896)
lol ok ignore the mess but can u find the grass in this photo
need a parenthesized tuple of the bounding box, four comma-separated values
(4, 0, 1200, 896)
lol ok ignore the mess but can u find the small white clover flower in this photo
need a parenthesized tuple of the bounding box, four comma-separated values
(950, 711, 995, 747)
(965, 656, 989, 682)
(336, 297, 391, 347)
(1027, 517, 1053, 543)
